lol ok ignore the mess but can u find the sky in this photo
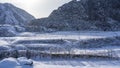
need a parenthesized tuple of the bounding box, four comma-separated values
(0, 0, 71, 18)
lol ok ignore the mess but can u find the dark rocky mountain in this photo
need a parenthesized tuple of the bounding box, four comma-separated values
(0, 3, 35, 36)
(28, 0, 120, 32)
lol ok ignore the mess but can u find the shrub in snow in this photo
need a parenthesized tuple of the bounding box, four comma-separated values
(74, 36, 120, 48)
(12, 44, 27, 50)
(15, 25, 25, 32)
(0, 45, 11, 51)
(17, 57, 33, 65)
(0, 26, 17, 37)
(0, 40, 11, 59)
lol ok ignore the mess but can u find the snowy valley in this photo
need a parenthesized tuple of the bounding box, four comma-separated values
(0, 0, 120, 68)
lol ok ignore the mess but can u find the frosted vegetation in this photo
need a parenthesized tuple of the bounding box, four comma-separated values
(0, 0, 120, 68)
(0, 31, 120, 68)
(0, 31, 120, 60)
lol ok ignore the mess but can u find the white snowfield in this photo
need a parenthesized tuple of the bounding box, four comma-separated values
(33, 59, 120, 68)
(0, 57, 33, 68)
(0, 40, 8, 45)
(0, 31, 119, 44)
(16, 31, 120, 40)
(0, 31, 120, 68)
(0, 31, 119, 42)
(0, 57, 120, 68)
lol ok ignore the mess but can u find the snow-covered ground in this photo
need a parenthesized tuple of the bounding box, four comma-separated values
(0, 31, 120, 68)
(0, 57, 33, 68)
(33, 59, 120, 68)
(13, 31, 120, 41)
(0, 57, 120, 68)
(0, 31, 120, 43)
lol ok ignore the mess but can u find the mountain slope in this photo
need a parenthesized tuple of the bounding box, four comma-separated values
(28, 0, 120, 32)
(0, 3, 35, 36)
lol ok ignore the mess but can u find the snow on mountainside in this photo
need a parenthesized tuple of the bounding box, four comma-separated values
(0, 3, 35, 36)
(0, 57, 120, 68)
(27, 0, 120, 32)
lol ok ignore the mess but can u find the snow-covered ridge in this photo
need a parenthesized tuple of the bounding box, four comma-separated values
(28, 0, 120, 32)
(0, 3, 35, 37)
(0, 3, 35, 25)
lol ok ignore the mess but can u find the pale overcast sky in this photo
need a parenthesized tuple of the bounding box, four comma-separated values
(0, 0, 71, 18)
